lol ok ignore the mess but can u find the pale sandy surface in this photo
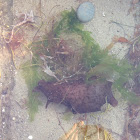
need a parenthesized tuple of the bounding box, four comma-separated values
(0, 0, 138, 140)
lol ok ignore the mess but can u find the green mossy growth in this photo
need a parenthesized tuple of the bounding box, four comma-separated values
(54, 9, 107, 68)
(21, 61, 41, 121)
(21, 9, 140, 120)
(54, 9, 140, 104)
(54, 9, 84, 35)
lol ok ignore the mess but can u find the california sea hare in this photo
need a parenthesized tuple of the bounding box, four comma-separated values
(34, 80, 118, 113)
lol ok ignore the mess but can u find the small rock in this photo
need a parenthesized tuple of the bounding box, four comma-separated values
(77, 2, 95, 23)
(28, 135, 33, 139)
(2, 108, 5, 112)
(12, 117, 16, 121)
(102, 12, 106, 17)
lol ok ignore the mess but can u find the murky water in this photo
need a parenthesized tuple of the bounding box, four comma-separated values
(0, 0, 140, 140)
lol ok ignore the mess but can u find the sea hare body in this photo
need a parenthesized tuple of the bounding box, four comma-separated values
(34, 80, 118, 114)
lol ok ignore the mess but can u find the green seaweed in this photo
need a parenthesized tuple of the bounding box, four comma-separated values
(21, 37, 53, 120)
(54, 9, 140, 104)
(54, 9, 106, 68)
(113, 79, 140, 104)
(29, 38, 48, 57)
(21, 61, 41, 121)
(54, 9, 84, 35)
(21, 9, 140, 120)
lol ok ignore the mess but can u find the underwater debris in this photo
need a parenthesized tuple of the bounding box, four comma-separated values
(40, 55, 59, 81)
(124, 105, 140, 139)
(117, 37, 129, 43)
(21, 9, 140, 120)
(105, 36, 129, 51)
(126, 33, 140, 98)
(59, 121, 114, 140)
(128, 35, 140, 65)
(34, 79, 118, 114)
(128, 0, 140, 14)
(28, 135, 33, 140)
(125, 67, 140, 96)
(9, 31, 25, 50)
(128, 120, 140, 139)
(4, 10, 34, 44)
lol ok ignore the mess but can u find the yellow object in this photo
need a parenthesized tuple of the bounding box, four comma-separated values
(59, 121, 114, 140)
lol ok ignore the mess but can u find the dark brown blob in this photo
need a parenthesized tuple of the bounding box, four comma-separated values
(34, 80, 118, 114)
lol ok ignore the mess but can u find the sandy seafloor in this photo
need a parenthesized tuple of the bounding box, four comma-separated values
(0, 0, 139, 140)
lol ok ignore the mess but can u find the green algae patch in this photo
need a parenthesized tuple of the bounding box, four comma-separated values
(21, 9, 140, 120)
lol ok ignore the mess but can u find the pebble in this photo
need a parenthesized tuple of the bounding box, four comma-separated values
(12, 117, 16, 121)
(102, 12, 106, 17)
(77, 2, 95, 23)
(2, 108, 5, 112)
(28, 135, 33, 139)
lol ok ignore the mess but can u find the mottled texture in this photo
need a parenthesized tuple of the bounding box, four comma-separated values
(34, 80, 118, 114)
